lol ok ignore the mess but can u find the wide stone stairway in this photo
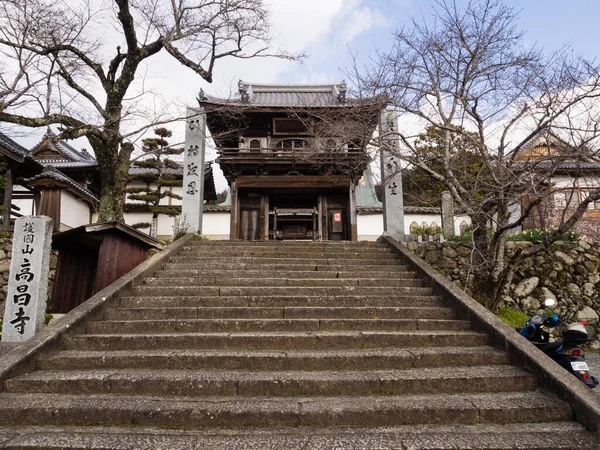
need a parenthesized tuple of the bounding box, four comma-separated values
(0, 240, 598, 449)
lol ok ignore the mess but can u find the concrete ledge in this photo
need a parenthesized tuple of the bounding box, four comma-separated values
(380, 235, 600, 433)
(0, 234, 195, 388)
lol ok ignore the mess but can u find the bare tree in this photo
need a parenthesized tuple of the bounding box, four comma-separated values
(357, 0, 600, 309)
(0, 0, 295, 221)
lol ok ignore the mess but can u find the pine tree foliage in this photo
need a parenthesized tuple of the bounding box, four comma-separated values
(126, 127, 184, 234)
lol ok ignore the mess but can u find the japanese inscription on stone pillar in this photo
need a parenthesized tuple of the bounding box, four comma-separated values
(2, 216, 53, 342)
(182, 107, 207, 235)
(379, 110, 405, 241)
(441, 190, 455, 238)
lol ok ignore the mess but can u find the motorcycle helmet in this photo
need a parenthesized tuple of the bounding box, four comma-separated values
(563, 323, 588, 343)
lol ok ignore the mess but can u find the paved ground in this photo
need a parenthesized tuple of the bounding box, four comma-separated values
(585, 351, 600, 399)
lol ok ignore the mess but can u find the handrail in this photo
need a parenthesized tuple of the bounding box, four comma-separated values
(218, 147, 363, 156)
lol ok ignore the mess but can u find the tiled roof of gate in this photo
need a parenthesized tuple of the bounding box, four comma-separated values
(200, 81, 354, 108)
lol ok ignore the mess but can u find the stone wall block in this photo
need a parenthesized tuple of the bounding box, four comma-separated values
(554, 251, 575, 266)
(514, 277, 539, 298)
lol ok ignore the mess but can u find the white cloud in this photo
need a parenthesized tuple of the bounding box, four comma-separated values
(339, 4, 389, 43)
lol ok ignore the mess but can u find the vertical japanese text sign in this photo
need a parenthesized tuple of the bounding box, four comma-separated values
(379, 110, 405, 241)
(2, 216, 53, 342)
(182, 107, 207, 235)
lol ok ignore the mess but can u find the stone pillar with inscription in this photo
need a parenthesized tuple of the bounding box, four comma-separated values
(182, 107, 207, 235)
(379, 110, 405, 242)
(2, 216, 53, 342)
(441, 190, 455, 238)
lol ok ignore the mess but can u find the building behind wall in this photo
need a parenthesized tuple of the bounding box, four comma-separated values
(200, 81, 385, 241)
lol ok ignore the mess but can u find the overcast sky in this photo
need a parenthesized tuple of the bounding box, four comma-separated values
(5, 0, 600, 191)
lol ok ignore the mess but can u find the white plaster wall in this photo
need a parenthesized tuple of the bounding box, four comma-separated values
(202, 212, 230, 240)
(553, 175, 600, 189)
(10, 185, 35, 219)
(123, 212, 179, 240)
(128, 182, 184, 206)
(59, 192, 91, 230)
(357, 214, 383, 241)
(199, 212, 472, 241)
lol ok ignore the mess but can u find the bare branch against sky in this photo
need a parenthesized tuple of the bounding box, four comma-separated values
(355, 0, 600, 309)
(0, 0, 299, 221)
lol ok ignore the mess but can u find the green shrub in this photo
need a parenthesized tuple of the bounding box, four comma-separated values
(411, 224, 444, 237)
(497, 307, 530, 329)
(448, 233, 472, 242)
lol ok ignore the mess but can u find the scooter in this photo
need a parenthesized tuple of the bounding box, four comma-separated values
(519, 298, 599, 389)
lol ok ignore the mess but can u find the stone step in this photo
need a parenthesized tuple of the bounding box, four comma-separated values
(154, 269, 417, 279)
(2, 422, 599, 449)
(131, 285, 434, 297)
(169, 256, 399, 265)
(189, 240, 388, 247)
(163, 262, 410, 271)
(179, 249, 398, 257)
(63, 330, 490, 351)
(38, 346, 509, 371)
(4, 365, 537, 397)
(86, 318, 471, 334)
(119, 295, 445, 308)
(103, 306, 458, 321)
(142, 277, 425, 288)
(0, 391, 572, 428)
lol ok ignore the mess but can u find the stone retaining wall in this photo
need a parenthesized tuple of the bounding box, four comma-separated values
(0, 236, 57, 318)
(408, 239, 600, 345)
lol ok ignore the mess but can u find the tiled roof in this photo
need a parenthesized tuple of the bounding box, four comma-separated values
(0, 131, 39, 163)
(39, 161, 99, 169)
(514, 160, 600, 170)
(32, 130, 96, 167)
(204, 204, 231, 212)
(128, 163, 212, 177)
(357, 206, 444, 214)
(200, 80, 353, 108)
(22, 166, 99, 205)
(129, 166, 184, 176)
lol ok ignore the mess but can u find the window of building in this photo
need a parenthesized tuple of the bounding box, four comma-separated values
(275, 139, 310, 151)
(249, 139, 261, 151)
(410, 221, 419, 233)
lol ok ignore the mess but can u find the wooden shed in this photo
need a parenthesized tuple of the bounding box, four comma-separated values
(51, 221, 163, 313)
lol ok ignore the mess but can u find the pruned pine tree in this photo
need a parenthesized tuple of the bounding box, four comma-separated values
(126, 128, 182, 238)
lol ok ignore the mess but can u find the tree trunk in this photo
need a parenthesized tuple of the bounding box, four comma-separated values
(469, 214, 498, 308)
(90, 135, 132, 223)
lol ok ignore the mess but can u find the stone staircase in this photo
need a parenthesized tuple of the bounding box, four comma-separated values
(0, 240, 598, 449)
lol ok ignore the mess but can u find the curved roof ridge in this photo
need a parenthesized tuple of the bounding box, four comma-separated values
(240, 80, 344, 89)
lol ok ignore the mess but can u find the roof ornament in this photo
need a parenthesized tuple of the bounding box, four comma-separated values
(80, 148, 92, 160)
(197, 88, 207, 102)
(238, 80, 250, 103)
(337, 81, 347, 103)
